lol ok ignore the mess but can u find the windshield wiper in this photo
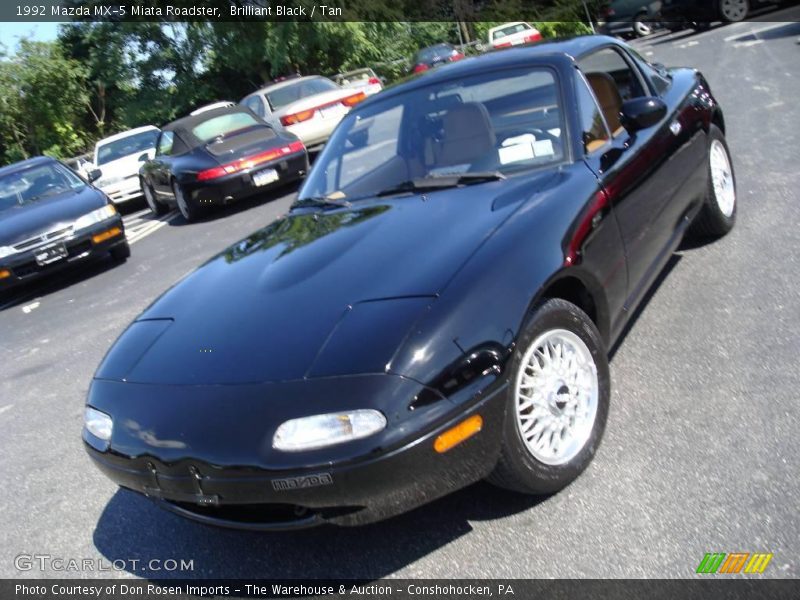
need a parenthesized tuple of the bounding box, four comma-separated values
(375, 171, 506, 198)
(293, 196, 352, 210)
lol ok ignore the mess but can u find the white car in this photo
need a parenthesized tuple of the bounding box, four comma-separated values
(487, 22, 542, 49)
(333, 68, 383, 97)
(240, 76, 366, 151)
(90, 126, 160, 204)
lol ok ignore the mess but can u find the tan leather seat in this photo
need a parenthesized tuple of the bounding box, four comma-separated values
(434, 102, 496, 167)
(586, 72, 625, 137)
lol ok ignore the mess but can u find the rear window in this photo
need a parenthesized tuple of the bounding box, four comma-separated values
(492, 23, 532, 41)
(266, 78, 340, 111)
(416, 44, 454, 62)
(191, 112, 261, 143)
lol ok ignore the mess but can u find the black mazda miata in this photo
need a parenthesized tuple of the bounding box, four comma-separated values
(85, 36, 736, 529)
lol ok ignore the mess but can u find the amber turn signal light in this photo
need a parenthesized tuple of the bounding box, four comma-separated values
(434, 414, 483, 453)
(92, 227, 122, 244)
(0, 268, 10, 280)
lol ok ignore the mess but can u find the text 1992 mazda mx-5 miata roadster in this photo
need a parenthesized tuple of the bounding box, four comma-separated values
(84, 36, 736, 529)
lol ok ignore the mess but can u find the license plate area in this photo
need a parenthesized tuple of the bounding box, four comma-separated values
(318, 104, 346, 120)
(252, 168, 279, 187)
(34, 243, 68, 266)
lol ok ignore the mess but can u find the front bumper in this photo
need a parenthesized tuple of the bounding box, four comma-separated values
(99, 177, 143, 204)
(84, 380, 507, 529)
(187, 151, 308, 207)
(0, 216, 127, 289)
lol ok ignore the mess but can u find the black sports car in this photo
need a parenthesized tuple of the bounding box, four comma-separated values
(139, 106, 309, 221)
(85, 36, 736, 529)
(0, 156, 129, 290)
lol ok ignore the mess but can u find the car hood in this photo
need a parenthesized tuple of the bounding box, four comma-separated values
(100, 172, 555, 385)
(0, 186, 108, 247)
(274, 88, 357, 117)
(95, 151, 154, 184)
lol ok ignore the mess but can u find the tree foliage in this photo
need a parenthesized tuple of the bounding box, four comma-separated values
(0, 17, 593, 163)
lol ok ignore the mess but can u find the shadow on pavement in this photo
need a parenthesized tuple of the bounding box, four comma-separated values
(93, 482, 549, 579)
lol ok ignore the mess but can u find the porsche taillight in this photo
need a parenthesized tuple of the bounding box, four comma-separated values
(197, 141, 305, 181)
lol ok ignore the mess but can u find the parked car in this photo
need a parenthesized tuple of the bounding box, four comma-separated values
(333, 68, 384, 97)
(84, 36, 736, 529)
(139, 105, 308, 221)
(411, 43, 465, 73)
(487, 21, 543, 49)
(240, 76, 366, 151)
(0, 156, 129, 289)
(190, 101, 235, 116)
(660, 0, 771, 27)
(90, 126, 160, 205)
(599, 0, 663, 37)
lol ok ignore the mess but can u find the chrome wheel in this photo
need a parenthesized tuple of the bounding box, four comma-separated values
(142, 180, 158, 213)
(719, 0, 748, 22)
(515, 329, 599, 466)
(710, 139, 735, 217)
(633, 19, 653, 37)
(174, 182, 190, 220)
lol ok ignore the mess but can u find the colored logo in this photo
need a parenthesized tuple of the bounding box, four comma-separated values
(696, 552, 773, 574)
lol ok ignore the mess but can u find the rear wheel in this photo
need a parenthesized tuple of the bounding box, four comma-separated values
(690, 124, 736, 239)
(173, 180, 200, 222)
(142, 178, 167, 216)
(719, 0, 748, 22)
(488, 299, 610, 494)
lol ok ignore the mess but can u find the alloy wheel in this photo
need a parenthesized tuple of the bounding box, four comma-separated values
(710, 139, 735, 217)
(514, 328, 599, 466)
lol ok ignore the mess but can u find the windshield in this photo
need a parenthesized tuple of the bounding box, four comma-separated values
(191, 112, 261, 142)
(299, 67, 564, 202)
(96, 130, 159, 165)
(492, 23, 531, 41)
(266, 77, 340, 111)
(0, 162, 85, 213)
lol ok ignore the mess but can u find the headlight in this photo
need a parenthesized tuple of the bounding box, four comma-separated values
(84, 407, 113, 441)
(73, 205, 117, 230)
(273, 409, 387, 452)
(0, 246, 15, 259)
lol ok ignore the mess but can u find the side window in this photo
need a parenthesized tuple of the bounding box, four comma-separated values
(243, 96, 265, 118)
(578, 47, 647, 137)
(575, 72, 611, 154)
(157, 131, 174, 156)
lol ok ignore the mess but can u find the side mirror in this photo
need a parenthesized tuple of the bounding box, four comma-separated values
(88, 168, 102, 183)
(620, 97, 667, 133)
(138, 152, 149, 162)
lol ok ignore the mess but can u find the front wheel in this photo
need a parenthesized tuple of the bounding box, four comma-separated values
(690, 124, 736, 239)
(719, 0, 748, 22)
(633, 17, 654, 37)
(142, 178, 167, 216)
(488, 298, 610, 494)
(109, 242, 130, 262)
(173, 180, 200, 222)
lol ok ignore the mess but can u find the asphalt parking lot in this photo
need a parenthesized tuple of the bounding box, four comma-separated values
(1, 14, 799, 579)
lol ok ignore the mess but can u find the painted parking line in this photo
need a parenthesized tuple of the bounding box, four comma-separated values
(124, 209, 179, 244)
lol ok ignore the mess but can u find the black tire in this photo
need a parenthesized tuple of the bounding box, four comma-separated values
(142, 178, 167, 216)
(173, 179, 200, 222)
(109, 242, 131, 262)
(719, 0, 748, 22)
(488, 298, 610, 495)
(689, 124, 736, 239)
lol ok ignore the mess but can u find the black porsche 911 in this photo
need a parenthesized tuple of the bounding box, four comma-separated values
(0, 156, 129, 290)
(139, 106, 309, 221)
(85, 36, 736, 529)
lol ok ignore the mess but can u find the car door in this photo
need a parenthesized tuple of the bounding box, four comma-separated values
(577, 45, 692, 314)
(148, 131, 175, 196)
